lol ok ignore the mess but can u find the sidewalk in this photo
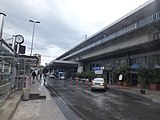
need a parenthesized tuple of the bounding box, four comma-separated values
(12, 80, 67, 120)
(0, 90, 22, 120)
(0, 79, 68, 120)
(107, 84, 160, 103)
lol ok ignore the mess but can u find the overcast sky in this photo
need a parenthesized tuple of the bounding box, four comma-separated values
(0, 0, 149, 65)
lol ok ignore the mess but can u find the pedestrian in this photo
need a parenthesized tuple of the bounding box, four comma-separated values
(40, 73, 42, 80)
(43, 73, 47, 84)
(32, 71, 36, 83)
(36, 70, 39, 80)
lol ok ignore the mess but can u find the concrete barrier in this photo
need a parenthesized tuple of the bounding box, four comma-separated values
(22, 88, 30, 101)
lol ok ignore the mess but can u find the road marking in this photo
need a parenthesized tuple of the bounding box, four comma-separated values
(133, 100, 150, 105)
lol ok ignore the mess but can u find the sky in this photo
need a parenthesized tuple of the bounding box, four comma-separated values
(0, 0, 149, 66)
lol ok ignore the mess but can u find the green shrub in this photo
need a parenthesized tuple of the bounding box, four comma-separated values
(148, 69, 160, 84)
(77, 71, 97, 79)
(118, 66, 130, 82)
(137, 67, 148, 85)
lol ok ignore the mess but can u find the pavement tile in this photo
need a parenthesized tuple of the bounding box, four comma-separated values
(0, 91, 22, 120)
(12, 80, 67, 120)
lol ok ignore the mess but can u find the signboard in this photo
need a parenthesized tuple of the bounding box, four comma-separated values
(93, 66, 104, 74)
(95, 70, 103, 74)
(93, 66, 104, 70)
(119, 74, 123, 81)
(93, 67, 101, 70)
(9, 44, 26, 54)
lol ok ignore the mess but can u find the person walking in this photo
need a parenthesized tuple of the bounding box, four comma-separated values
(43, 73, 47, 84)
(40, 73, 42, 81)
(32, 71, 36, 83)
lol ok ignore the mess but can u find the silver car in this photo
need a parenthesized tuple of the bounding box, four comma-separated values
(91, 78, 107, 91)
(49, 73, 55, 78)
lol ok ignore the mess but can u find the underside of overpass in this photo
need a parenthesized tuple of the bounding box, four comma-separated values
(49, 60, 78, 68)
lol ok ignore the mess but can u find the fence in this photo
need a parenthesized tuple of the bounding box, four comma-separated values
(0, 82, 11, 103)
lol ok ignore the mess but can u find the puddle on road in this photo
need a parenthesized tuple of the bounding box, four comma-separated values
(94, 96, 105, 108)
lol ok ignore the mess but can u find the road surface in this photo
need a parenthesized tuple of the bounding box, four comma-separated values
(46, 78, 160, 120)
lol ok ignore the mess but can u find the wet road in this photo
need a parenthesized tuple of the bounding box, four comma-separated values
(47, 78, 160, 120)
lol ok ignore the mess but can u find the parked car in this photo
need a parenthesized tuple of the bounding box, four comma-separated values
(58, 72, 65, 79)
(79, 78, 89, 83)
(59, 76, 65, 79)
(49, 73, 55, 78)
(91, 78, 107, 91)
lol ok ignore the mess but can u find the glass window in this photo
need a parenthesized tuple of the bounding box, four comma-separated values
(136, 57, 145, 66)
(117, 28, 127, 36)
(114, 60, 120, 68)
(130, 58, 136, 65)
(154, 11, 160, 21)
(146, 55, 156, 67)
(90, 64, 94, 71)
(157, 54, 160, 65)
(102, 36, 109, 42)
(107, 61, 114, 67)
(120, 59, 127, 66)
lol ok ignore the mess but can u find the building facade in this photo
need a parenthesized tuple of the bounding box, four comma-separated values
(50, 0, 160, 85)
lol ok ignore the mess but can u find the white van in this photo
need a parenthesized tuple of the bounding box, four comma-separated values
(58, 72, 65, 79)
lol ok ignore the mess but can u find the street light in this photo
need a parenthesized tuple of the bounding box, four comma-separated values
(0, 12, 6, 40)
(29, 19, 40, 56)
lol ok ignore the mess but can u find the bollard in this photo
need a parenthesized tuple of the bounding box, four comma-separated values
(22, 88, 30, 101)
(85, 80, 89, 96)
(76, 79, 79, 85)
(70, 79, 72, 85)
(85, 80, 88, 88)
(69, 79, 72, 89)
(75, 79, 78, 90)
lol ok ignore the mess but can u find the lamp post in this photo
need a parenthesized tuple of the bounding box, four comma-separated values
(0, 13, 6, 54)
(0, 12, 6, 40)
(29, 19, 40, 56)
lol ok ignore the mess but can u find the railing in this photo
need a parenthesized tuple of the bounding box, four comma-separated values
(0, 82, 11, 103)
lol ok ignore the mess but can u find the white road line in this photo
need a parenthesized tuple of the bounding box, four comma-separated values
(133, 100, 150, 105)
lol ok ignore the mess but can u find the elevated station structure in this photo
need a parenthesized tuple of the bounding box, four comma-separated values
(50, 0, 160, 85)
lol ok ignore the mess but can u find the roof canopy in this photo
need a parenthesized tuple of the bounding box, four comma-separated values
(49, 60, 78, 68)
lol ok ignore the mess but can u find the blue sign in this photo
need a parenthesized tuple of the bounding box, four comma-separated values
(93, 67, 101, 70)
